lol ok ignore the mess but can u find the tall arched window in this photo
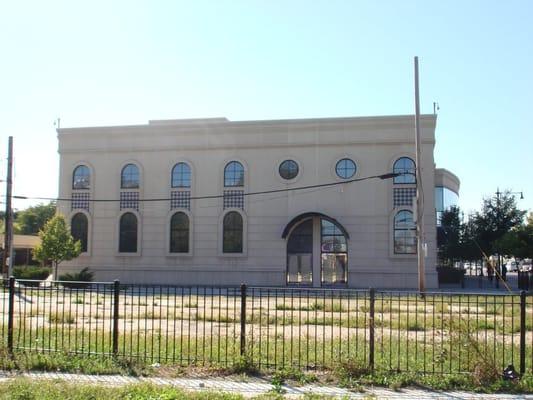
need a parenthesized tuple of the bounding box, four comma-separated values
(223, 211, 243, 253)
(321, 219, 348, 284)
(284, 214, 349, 286)
(119, 212, 138, 253)
(72, 165, 90, 189)
(394, 210, 416, 254)
(71, 213, 88, 252)
(121, 164, 140, 189)
(393, 157, 416, 184)
(171, 163, 191, 188)
(224, 161, 244, 187)
(287, 219, 313, 284)
(170, 212, 189, 253)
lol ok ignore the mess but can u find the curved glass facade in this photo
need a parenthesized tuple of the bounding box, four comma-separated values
(435, 186, 459, 225)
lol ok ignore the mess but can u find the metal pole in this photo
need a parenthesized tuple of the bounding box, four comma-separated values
(240, 283, 247, 356)
(7, 276, 15, 353)
(414, 57, 425, 293)
(2, 137, 13, 278)
(519, 290, 526, 375)
(368, 287, 375, 371)
(112, 279, 120, 355)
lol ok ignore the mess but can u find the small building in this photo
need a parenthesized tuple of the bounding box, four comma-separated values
(57, 115, 459, 288)
(0, 234, 41, 265)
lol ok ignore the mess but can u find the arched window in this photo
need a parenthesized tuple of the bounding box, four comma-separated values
(285, 214, 348, 286)
(171, 163, 191, 188)
(321, 219, 347, 284)
(121, 164, 140, 189)
(71, 213, 88, 252)
(72, 165, 90, 189)
(119, 212, 138, 253)
(223, 211, 243, 253)
(393, 157, 416, 184)
(287, 219, 313, 284)
(224, 161, 244, 187)
(170, 212, 189, 253)
(394, 210, 416, 254)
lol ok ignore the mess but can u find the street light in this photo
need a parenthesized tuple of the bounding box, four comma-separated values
(496, 189, 524, 201)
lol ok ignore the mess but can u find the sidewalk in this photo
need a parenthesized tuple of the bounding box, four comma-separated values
(0, 371, 531, 399)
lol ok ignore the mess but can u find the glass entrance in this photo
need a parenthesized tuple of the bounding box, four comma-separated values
(286, 217, 348, 286)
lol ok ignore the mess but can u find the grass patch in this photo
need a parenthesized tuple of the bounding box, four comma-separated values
(0, 350, 149, 376)
(48, 312, 75, 324)
(0, 379, 246, 400)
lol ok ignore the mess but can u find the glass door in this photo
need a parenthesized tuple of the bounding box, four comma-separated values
(286, 219, 313, 285)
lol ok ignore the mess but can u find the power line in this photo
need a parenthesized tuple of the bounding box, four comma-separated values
(13, 172, 400, 203)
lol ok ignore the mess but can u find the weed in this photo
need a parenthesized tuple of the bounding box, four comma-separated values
(230, 355, 258, 375)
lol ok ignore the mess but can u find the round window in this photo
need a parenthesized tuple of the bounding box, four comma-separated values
(279, 160, 299, 180)
(335, 158, 356, 179)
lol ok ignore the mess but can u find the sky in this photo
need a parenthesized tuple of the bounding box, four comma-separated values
(0, 0, 531, 216)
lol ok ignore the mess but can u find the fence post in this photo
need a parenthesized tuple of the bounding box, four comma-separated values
(7, 276, 15, 353)
(112, 279, 120, 356)
(368, 287, 375, 372)
(240, 283, 247, 357)
(519, 290, 526, 376)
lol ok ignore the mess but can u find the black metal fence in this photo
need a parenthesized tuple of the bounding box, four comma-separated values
(1, 277, 532, 376)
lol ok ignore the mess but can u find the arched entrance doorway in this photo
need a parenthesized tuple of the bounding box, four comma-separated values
(283, 213, 348, 287)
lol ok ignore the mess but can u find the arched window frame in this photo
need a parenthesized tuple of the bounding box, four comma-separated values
(69, 210, 91, 255)
(392, 157, 416, 184)
(283, 214, 349, 287)
(171, 162, 192, 188)
(392, 209, 417, 255)
(116, 211, 141, 256)
(218, 209, 247, 256)
(72, 165, 91, 190)
(223, 160, 245, 188)
(118, 161, 143, 213)
(121, 163, 141, 189)
(166, 210, 193, 256)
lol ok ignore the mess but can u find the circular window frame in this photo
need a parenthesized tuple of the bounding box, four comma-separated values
(335, 158, 357, 179)
(278, 159, 300, 180)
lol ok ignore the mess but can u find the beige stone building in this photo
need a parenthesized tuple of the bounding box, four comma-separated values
(57, 115, 459, 288)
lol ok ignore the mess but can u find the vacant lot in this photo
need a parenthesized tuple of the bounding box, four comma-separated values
(1, 284, 532, 374)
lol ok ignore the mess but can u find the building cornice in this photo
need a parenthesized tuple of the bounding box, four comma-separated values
(58, 114, 437, 153)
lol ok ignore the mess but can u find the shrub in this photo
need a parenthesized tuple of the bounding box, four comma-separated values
(436, 266, 465, 284)
(12, 266, 51, 286)
(58, 267, 94, 288)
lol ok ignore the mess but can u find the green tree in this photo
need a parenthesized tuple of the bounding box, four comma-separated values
(15, 202, 57, 235)
(496, 212, 533, 260)
(474, 191, 526, 256)
(33, 214, 81, 280)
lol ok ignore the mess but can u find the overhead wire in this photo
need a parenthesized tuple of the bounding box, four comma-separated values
(12, 172, 400, 203)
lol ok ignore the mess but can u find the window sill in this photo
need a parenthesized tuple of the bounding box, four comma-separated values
(217, 252, 248, 259)
(389, 253, 417, 259)
(166, 252, 193, 258)
(115, 252, 142, 257)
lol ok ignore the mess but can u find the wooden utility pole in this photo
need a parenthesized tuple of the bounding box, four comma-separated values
(2, 136, 13, 277)
(414, 57, 425, 294)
